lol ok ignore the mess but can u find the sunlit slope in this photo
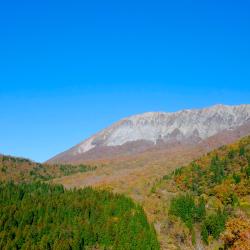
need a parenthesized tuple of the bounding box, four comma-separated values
(0, 155, 96, 183)
(152, 135, 250, 249)
(48, 104, 250, 164)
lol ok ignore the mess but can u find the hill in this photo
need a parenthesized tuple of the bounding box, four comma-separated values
(151, 135, 250, 249)
(0, 156, 161, 249)
(52, 131, 250, 249)
(0, 155, 96, 183)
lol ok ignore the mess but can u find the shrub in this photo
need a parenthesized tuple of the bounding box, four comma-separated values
(169, 194, 205, 230)
(239, 146, 245, 156)
(222, 216, 250, 249)
(209, 156, 225, 184)
(201, 210, 227, 244)
(246, 166, 250, 178)
(232, 173, 241, 184)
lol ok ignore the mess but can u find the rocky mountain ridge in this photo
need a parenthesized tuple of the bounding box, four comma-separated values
(48, 104, 250, 163)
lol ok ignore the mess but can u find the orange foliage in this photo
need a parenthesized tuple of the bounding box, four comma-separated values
(212, 179, 233, 202)
(222, 216, 250, 250)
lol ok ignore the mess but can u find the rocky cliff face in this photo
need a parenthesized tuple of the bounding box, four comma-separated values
(48, 104, 250, 163)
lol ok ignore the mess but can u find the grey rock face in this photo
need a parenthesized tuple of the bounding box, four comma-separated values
(73, 104, 250, 155)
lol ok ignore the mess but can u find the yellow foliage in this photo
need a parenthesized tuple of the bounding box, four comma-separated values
(212, 179, 233, 202)
(221, 216, 250, 250)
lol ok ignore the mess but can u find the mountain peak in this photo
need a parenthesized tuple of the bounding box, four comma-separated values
(48, 104, 250, 163)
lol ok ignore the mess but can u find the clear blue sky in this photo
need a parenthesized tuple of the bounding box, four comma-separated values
(0, 0, 250, 162)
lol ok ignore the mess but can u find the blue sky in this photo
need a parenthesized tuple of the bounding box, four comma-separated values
(0, 0, 250, 162)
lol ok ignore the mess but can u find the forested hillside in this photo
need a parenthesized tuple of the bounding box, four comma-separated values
(2, 136, 250, 249)
(0, 155, 96, 183)
(153, 135, 250, 249)
(0, 182, 159, 250)
(0, 156, 160, 249)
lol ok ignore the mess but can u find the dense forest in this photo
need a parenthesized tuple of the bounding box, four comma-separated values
(157, 135, 250, 249)
(0, 182, 159, 250)
(0, 155, 96, 183)
(2, 137, 250, 249)
(0, 156, 160, 249)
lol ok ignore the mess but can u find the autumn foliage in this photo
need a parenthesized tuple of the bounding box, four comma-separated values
(164, 135, 250, 248)
(222, 216, 250, 250)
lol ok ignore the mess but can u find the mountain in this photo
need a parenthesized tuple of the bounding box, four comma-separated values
(48, 104, 250, 164)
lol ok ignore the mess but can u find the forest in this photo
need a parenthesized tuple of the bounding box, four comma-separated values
(0, 155, 96, 183)
(160, 136, 250, 249)
(2, 136, 250, 249)
(0, 182, 159, 250)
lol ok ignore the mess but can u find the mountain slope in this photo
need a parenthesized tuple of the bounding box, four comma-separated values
(0, 154, 96, 183)
(151, 134, 250, 249)
(48, 104, 250, 164)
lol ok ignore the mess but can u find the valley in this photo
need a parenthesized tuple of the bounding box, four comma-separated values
(52, 134, 250, 249)
(2, 0, 250, 248)
(1, 104, 250, 249)
(48, 104, 250, 249)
